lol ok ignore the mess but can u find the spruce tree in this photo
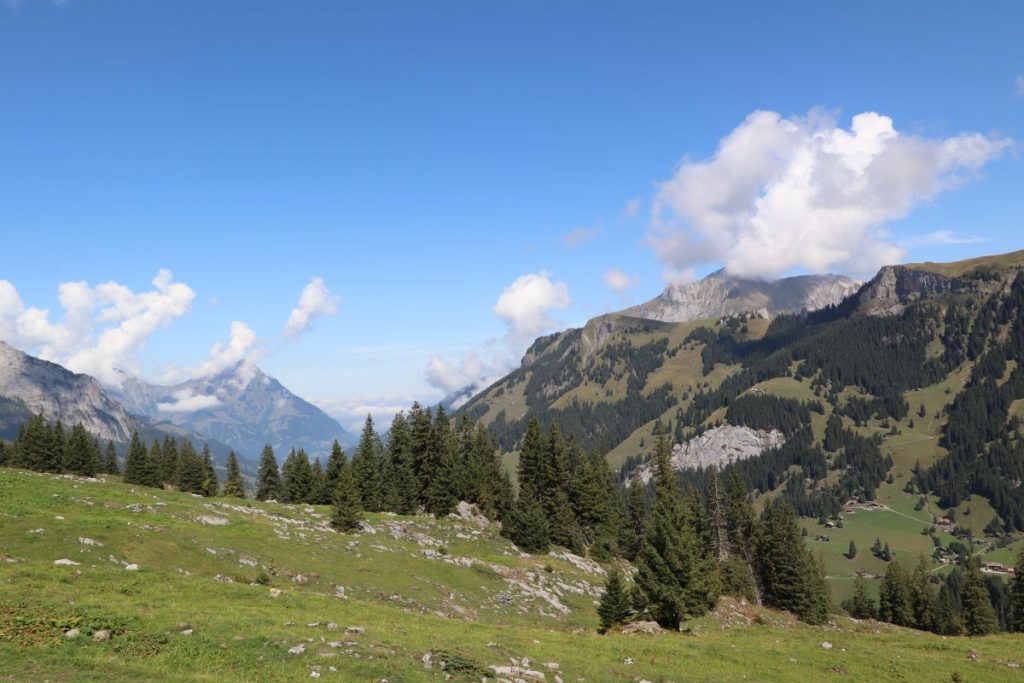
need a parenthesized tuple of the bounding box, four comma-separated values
(309, 458, 328, 505)
(844, 574, 877, 619)
(351, 416, 383, 511)
(756, 499, 829, 625)
(934, 585, 962, 636)
(49, 419, 66, 473)
(503, 494, 550, 554)
(1009, 546, 1024, 632)
(103, 442, 119, 475)
(281, 448, 313, 503)
(960, 556, 998, 636)
(878, 560, 914, 626)
(201, 445, 217, 496)
(910, 554, 937, 631)
(331, 461, 363, 532)
(122, 432, 149, 485)
(63, 423, 97, 476)
(517, 417, 545, 499)
(622, 471, 647, 561)
(222, 451, 246, 498)
(0, 440, 9, 467)
(847, 540, 857, 559)
(255, 444, 281, 501)
(155, 437, 178, 486)
(175, 440, 206, 494)
(597, 568, 632, 633)
(422, 407, 458, 515)
(15, 413, 52, 471)
(325, 440, 346, 495)
(634, 431, 719, 629)
(383, 414, 418, 514)
(542, 423, 583, 552)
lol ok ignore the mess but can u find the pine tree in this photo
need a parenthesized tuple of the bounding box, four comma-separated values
(960, 556, 998, 636)
(0, 440, 9, 467)
(103, 442, 119, 475)
(325, 440, 346, 496)
(49, 419, 66, 474)
(14, 413, 53, 471)
(331, 461, 363, 532)
(622, 471, 647, 561)
(423, 407, 458, 515)
(634, 430, 719, 629)
(542, 422, 583, 552)
(517, 417, 545, 499)
(281, 448, 313, 503)
(843, 574, 877, 619)
(597, 568, 632, 633)
(155, 437, 178, 486)
(351, 416, 383, 511)
(878, 560, 914, 626)
(724, 469, 761, 604)
(503, 495, 550, 554)
(63, 423, 97, 476)
(934, 584, 962, 635)
(756, 499, 829, 625)
(309, 458, 328, 505)
(255, 444, 281, 501)
(910, 554, 936, 631)
(383, 414, 417, 514)
(122, 432, 149, 485)
(1008, 546, 1024, 632)
(222, 451, 246, 498)
(847, 540, 857, 559)
(175, 440, 206, 494)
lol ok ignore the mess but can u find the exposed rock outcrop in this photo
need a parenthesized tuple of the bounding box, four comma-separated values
(637, 425, 785, 483)
(857, 265, 971, 316)
(620, 270, 862, 323)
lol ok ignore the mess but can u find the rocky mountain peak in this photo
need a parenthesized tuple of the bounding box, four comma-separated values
(619, 271, 862, 323)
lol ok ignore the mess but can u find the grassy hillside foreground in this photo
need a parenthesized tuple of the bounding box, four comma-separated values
(1, 469, 1022, 682)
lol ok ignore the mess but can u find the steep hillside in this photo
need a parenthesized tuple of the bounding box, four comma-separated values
(461, 250, 1024, 601)
(0, 341, 144, 443)
(113, 362, 355, 460)
(2, 469, 1021, 682)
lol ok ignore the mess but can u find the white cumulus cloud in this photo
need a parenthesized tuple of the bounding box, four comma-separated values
(602, 267, 639, 292)
(492, 272, 571, 342)
(0, 269, 195, 385)
(157, 389, 222, 413)
(284, 276, 339, 339)
(647, 109, 1012, 280)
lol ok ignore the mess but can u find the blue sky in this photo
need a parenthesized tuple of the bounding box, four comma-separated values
(1, 1, 1022, 429)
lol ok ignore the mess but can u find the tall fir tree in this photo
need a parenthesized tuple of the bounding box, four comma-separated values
(309, 458, 329, 505)
(622, 471, 647, 562)
(331, 459, 363, 532)
(49, 419, 66, 474)
(255, 444, 281, 501)
(542, 423, 584, 552)
(756, 499, 829, 625)
(423, 407, 458, 515)
(103, 441, 119, 475)
(383, 414, 417, 514)
(960, 556, 998, 636)
(63, 423, 98, 476)
(844, 574, 877, 619)
(910, 554, 937, 631)
(122, 432, 150, 485)
(201, 444, 218, 497)
(222, 451, 246, 498)
(155, 437, 178, 486)
(281, 448, 313, 503)
(1008, 546, 1024, 632)
(351, 416, 383, 511)
(597, 568, 632, 633)
(325, 440, 346, 496)
(878, 559, 914, 626)
(503, 494, 550, 554)
(15, 413, 54, 471)
(175, 440, 206, 494)
(633, 430, 719, 629)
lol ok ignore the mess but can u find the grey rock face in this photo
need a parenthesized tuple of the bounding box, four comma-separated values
(857, 265, 970, 316)
(637, 425, 785, 484)
(0, 341, 141, 442)
(620, 270, 862, 323)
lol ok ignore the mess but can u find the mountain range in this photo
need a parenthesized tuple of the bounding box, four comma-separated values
(0, 341, 354, 465)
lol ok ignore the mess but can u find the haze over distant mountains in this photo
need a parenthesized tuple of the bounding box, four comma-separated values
(112, 363, 355, 458)
(0, 340, 354, 463)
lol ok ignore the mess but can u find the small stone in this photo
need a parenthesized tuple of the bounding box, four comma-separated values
(821, 642, 833, 650)
(64, 628, 81, 639)
(345, 626, 365, 634)
(78, 537, 103, 547)
(307, 622, 320, 628)
(326, 623, 338, 631)
(421, 652, 433, 669)
(269, 588, 283, 598)
(180, 629, 194, 636)
(288, 644, 307, 655)
(124, 564, 139, 571)
(624, 658, 634, 665)
(92, 629, 112, 642)
(309, 672, 320, 678)
(53, 558, 81, 566)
